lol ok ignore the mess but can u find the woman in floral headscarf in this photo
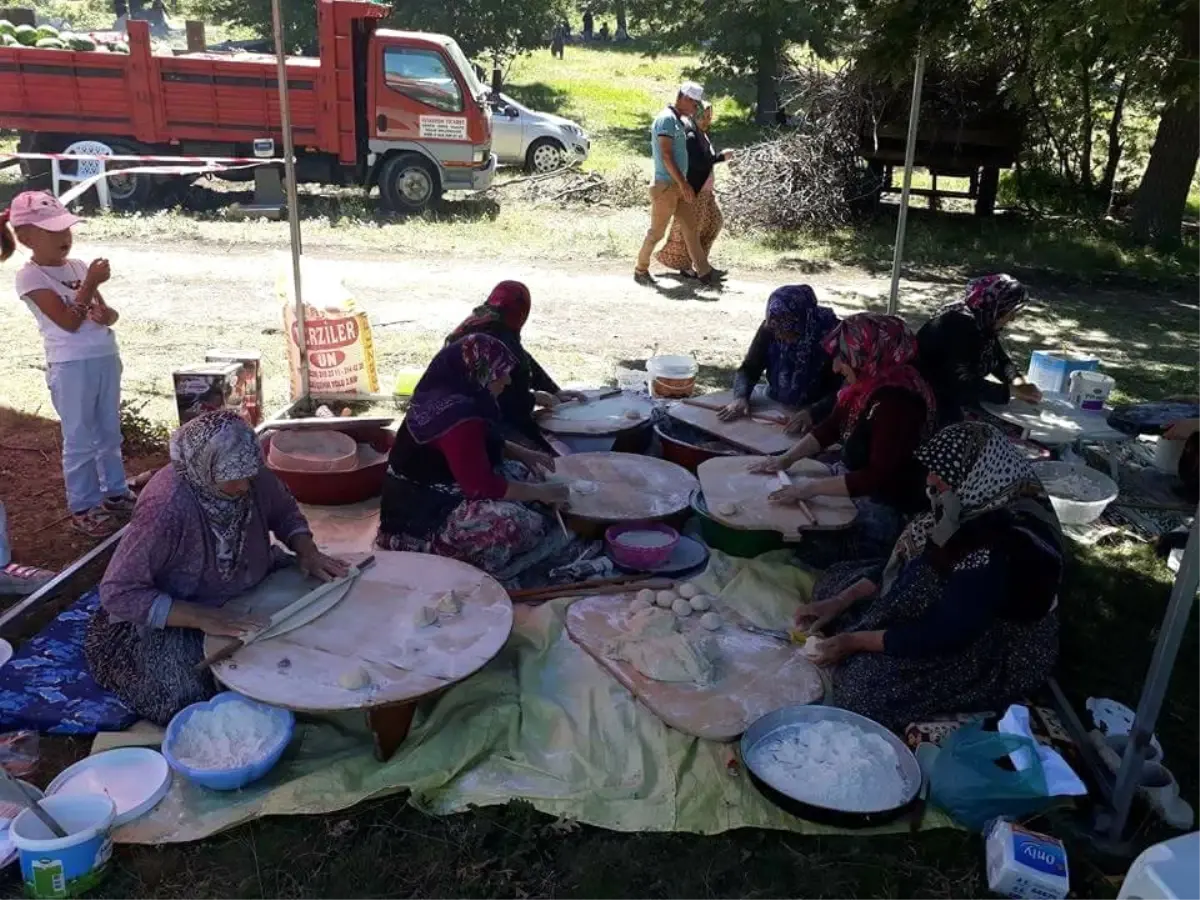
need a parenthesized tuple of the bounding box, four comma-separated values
(719, 285, 841, 434)
(917, 274, 1042, 426)
(378, 334, 570, 574)
(445, 280, 585, 450)
(793, 422, 1063, 730)
(751, 313, 936, 560)
(85, 410, 347, 724)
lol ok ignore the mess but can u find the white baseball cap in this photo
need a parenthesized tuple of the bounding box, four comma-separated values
(678, 81, 705, 102)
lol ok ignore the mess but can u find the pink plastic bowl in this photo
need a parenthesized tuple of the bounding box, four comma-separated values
(605, 522, 680, 570)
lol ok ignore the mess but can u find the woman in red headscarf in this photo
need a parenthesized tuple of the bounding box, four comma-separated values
(445, 281, 585, 451)
(751, 313, 936, 561)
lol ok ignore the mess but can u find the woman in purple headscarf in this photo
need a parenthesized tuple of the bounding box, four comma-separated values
(719, 285, 841, 434)
(377, 334, 569, 574)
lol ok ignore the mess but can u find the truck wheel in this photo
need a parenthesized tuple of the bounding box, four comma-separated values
(525, 138, 565, 174)
(105, 141, 157, 209)
(378, 153, 441, 214)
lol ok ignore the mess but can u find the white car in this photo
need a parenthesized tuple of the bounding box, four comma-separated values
(487, 92, 590, 173)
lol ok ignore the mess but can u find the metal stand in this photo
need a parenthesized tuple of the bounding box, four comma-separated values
(887, 50, 925, 316)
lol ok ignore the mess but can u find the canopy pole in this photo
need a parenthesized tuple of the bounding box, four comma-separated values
(271, 0, 308, 401)
(887, 50, 926, 316)
(1105, 516, 1199, 840)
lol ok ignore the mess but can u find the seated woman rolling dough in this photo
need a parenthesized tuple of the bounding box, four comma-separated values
(444, 280, 586, 451)
(84, 411, 348, 726)
(377, 334, 570, 574)
(916, 274, 1042, 427)
(751, 313, 936, 563)
(719, 284, 841, 435)
(794, 422, 1063, 731)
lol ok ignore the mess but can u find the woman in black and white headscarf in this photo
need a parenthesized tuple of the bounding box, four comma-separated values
(917, 274, 1043, 426)
(792, 422, 1064, 730)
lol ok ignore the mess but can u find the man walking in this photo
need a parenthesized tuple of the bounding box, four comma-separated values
(634, 82, 724, 287)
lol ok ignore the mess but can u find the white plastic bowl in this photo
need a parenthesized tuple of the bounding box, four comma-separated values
(1034, 461, 1118, 525)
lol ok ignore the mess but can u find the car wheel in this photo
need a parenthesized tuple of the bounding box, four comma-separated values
(378, 153, 442, 214)
(526, 138, 566, 174)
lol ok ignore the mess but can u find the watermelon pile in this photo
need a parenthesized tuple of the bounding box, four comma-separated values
(0, 19, 117, 52)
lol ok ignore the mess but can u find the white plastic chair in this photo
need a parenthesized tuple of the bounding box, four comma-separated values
(51, 140, 113, 208)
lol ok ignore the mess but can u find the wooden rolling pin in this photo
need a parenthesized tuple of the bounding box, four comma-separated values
(195, 556, 376, 672)
(510, 576, 673, 603)
(679, 397, 789, 426)
(776, 470, 816, 526)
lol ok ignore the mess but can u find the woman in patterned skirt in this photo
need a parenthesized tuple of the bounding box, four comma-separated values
(377, 334, 570, 576)
(796, 422, 1064, 731)
(85, 411, 347, 724)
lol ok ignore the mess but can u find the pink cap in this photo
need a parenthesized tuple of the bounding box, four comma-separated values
(6, 191, 82, 233)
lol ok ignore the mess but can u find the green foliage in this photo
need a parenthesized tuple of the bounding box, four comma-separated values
(119, 399, 170, 456)
(191, 0, 317, 51)
(386, 0, 566, 67)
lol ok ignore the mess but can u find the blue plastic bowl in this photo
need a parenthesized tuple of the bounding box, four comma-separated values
(162, 692, 294, 791)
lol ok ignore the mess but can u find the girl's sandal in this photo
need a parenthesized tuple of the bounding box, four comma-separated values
(71, 509, 119, 538)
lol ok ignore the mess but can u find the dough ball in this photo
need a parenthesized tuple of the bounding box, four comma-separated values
(689, 594, 712, 612)
(572, 480, 598, 496)
(700, 612, 723, 631)
(654, 590, 677, 608)
(414, 605, 439, 628)
(671, 597, 692, 617)
(636, 588, 656, 605)
(623, 407, 641, 419)
(337, 666, 370, 690)
(801, 635, 823, 660)
(630, 596, 652, 612)
(435, 591, 462, 616)
(716, 502, 739, 516)
(677, 582, 699, 599)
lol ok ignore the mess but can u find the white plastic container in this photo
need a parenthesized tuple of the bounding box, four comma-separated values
(11, 794, 116, 898)
(1066, 370, 1114, 411)
(1033, 461, 1118, 525)
(1118, 832, 1199, 899)
(646, 355, 698, 399)
(985, 819, 1070, 899)
(1027, 351, 1098, 394)
(1152, 436, 1185, 474)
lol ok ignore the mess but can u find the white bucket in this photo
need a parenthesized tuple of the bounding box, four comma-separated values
(1067, 370, 1115, 411)
(11, 794, 115, 898)
(647, 355, 698, 398)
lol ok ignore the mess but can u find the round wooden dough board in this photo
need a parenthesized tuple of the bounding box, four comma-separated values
(553, 452, 698, 521)
(206, 552, 513, 712)
(697, 456, 857, 533)
(538, 390, 656, 435)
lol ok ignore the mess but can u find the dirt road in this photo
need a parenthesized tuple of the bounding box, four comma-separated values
(0, 239, 961, 424)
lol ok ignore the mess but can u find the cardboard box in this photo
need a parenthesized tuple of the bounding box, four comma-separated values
(205, 349, 263, 426)
(173, 363, 242, 426)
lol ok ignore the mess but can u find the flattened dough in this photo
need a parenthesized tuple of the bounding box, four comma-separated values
(616, 634, 717, 684)
(337, 666, 370, 690)
(626, 606, 679, 638)
(716, 502, 739, 516)
(414, 605, 438, 627)
(630, 596, 652, 612)
(435, 591, 462, 616)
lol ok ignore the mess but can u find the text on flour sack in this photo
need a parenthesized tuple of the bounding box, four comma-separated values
(419, 116, 468, 140)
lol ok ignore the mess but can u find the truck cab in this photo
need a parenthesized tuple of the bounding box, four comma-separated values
(366, 30, 495, 212)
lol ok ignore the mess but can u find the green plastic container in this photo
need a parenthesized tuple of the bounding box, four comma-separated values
(690, 490, 784, 558)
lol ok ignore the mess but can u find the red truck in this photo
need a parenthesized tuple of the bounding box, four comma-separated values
(1, 0, 495, 212)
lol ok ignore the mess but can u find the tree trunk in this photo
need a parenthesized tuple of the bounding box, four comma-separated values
(753, 25, 779, 126)
(1130, 0, 1200, 246)
(491, 62, 503, 94)
(615, 0, 628, 39)
(1079, 61, 1094, 192)
(1099, 67, 1131, 208)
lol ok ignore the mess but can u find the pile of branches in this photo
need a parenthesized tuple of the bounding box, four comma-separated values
(490, 165, 644, 208)
(722, 64, 879, 231)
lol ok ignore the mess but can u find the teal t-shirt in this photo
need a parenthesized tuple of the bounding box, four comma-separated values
(650, 106, 689, 184)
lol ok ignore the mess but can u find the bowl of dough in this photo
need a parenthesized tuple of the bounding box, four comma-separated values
(1033, 460, 1118, 525)
(163, 692, 295, 791)
(605, 522, 681, 570)
(740, 705, 922, 827)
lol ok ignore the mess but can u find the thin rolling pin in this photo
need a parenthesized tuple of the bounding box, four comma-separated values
(509, 573, 643, 600)
(776, 470, 815, 526)
(523, 578, 674, 602)
(679, 396, 788, 426)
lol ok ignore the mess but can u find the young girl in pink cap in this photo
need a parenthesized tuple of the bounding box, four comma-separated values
(1, 191, 133, 538)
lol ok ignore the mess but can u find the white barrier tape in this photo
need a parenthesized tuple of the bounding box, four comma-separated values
(56, 160, 267, 205)
(4, 150, 287, 165)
